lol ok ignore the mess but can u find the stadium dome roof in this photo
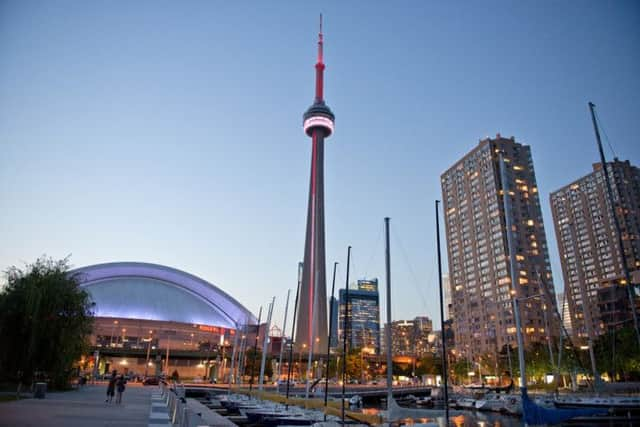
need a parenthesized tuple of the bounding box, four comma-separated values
(71, 262, 256, 328)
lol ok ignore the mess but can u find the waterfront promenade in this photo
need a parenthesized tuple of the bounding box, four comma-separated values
(0, 383, 155, 427)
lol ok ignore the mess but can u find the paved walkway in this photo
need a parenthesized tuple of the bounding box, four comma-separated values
(0, 383, 155, 427)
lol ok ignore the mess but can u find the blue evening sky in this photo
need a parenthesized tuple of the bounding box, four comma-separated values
(1, 1, 639, 330)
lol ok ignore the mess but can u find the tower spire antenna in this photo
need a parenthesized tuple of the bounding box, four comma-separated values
(318, 14, 323, 63)
(314, 14, 325, 102)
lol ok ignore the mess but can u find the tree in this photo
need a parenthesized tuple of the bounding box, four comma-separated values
(594, 326, 640, 381)
(451, 359, 471, 384)
(0, 256, 94, 389)
(345, 348, 363, 380)
(524, 342, 554, 382)
(243, 349, 273, 381)
(414, 353, 442, 376)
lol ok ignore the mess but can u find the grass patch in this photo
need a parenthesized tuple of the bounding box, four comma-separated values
(0, 395, 20, 403)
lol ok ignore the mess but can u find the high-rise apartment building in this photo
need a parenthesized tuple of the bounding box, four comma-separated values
(390, 317, 434, 357)
(550, 160, 640, 340)
(413, 316, 434, 357)
(390, 320, 415, 356)
(338, 279, 381, 354)
(441, 135, 557, 360)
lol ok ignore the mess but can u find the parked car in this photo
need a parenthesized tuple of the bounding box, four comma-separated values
(143, 376, 160, 386)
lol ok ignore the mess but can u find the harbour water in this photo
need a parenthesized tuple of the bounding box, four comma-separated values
(361, 405, 525, 427)
(359, 403, 638, 426)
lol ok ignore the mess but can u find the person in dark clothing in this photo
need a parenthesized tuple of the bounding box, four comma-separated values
(115, 375, 126, 404)
(105, 370, 117, 403)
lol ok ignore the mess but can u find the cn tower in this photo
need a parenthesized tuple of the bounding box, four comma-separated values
(295, 16, 335, 354)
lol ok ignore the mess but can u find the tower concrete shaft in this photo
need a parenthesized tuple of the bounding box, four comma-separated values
(295, 16, 335, 355)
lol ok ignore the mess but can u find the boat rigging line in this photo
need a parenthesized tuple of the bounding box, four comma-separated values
(390, 223, 433, 314)
(589, 102, 640, 349)
(341, 246, 351, 424)
(435, 200, 450, 425)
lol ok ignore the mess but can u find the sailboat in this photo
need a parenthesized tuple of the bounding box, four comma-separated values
(381, 217, 463, 425)
(498, 152, 608, 426)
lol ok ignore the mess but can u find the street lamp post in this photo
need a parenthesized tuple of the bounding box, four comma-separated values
(512, 293, 544, 387)
(299, 343, 306, 380)
(144, 330, 153, 377)
(110, 320, 118, 347)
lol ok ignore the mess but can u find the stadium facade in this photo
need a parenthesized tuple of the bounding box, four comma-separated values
(74, 262, 258, 380)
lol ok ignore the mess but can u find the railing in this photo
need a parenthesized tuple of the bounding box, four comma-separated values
(159, 380, 206, 427)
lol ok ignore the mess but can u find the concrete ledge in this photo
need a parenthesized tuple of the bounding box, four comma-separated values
(187, 398, 238, 426)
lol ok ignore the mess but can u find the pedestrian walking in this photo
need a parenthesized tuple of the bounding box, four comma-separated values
(115, 375, 126, 404)
(105, 370, 117, 403)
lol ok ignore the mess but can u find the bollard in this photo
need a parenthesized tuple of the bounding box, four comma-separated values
(33, 382, 47, 399)
(166, 392, 173, 409)
(180, 406, 188, 427)
(171, 395, 179, 424)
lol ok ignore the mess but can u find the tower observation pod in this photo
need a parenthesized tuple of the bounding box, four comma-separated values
(295, 15, 334, 355)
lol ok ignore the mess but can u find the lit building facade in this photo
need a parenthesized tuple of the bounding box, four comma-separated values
(329, 295, 339, 348)
(75, 262, 257, 380)
(560, 295, 573, 338)
(390, 317, 434, 357)
(338, 279, 381, 354)
(441, 135, 557, 360)
(550, 160, 640, 340)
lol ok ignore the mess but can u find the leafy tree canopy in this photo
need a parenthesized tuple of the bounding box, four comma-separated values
(0, 256, 94, 389)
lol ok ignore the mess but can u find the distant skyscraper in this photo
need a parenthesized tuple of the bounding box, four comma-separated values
(390, 320, 415, 356)
(560, 295, 573, 338)
(295, 18, 335, 354)
(329, 295, 339, 348)
(441, 134, 557, 360)
(338, 279, 381, 354)
(389, 316, 433, 357)
(550, 159, 640, 340)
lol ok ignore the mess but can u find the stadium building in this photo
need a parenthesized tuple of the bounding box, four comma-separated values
(74, 262, 258, 381)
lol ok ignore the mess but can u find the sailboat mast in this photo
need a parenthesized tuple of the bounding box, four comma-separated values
(535, 270, 556, 371)
(259, 297, 275, 391)
(435, 201, 450, 423)
(324, 261, 338, 409)
(384, 217, 393, 404)
(588, 102, 640, 348)
(249, 306, 263, 392)
(286, 262, 303, 400)
(341, 246, 351, 424)
(277, 289, 291, 382)
(499, 153, 526, 391)
(229, 323, 239, 387)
